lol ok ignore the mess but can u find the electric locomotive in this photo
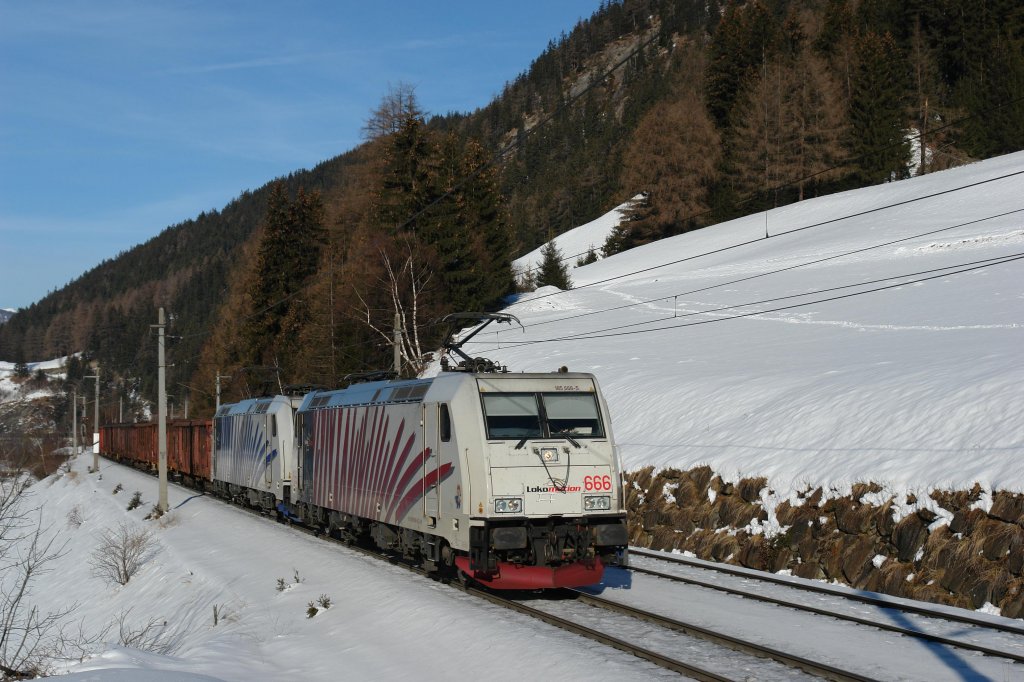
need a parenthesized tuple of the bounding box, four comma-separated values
(281, 367, 628, 589)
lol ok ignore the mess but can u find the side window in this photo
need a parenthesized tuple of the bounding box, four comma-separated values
(271, 415, 278, 438)
(440, 404, 451, 442)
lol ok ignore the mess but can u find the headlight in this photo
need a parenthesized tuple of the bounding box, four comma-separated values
(583, 495, 611, 511)
(494, 497, 523, 514)
(536, 446, 558, 462)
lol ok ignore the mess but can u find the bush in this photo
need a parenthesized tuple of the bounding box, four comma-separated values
(126, 491, 142, 510)
(90, 522, 155, 586)
(66, 505, 83, 529)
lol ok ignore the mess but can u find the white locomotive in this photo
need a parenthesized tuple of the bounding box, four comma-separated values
(211, 315, 628, 589)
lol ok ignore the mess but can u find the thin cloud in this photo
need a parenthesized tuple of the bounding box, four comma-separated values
(162, 53, 319, 75)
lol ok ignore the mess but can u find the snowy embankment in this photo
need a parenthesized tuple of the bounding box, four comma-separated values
(501, 152, 1024, 509)
(20, 455, 655, 681)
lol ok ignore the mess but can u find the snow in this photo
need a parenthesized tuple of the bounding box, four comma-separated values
(16, 453, 1024, 682)
(23, 456, 660, 681)
(512, 196, 640, 276)
(0, 355, 69, 403)
(481, 153, 1024, 514)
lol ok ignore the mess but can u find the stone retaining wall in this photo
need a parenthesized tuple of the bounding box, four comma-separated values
(625, 466, 1024, 619)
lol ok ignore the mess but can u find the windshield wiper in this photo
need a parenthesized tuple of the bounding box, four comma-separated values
(551, 430, 581, 448)
(515, 438, 528, 450)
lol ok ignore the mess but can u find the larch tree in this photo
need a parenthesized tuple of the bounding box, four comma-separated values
(614, 95, 721, 254)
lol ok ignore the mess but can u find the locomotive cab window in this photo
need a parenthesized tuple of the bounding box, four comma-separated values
(481, 392, 604, 440)
(543, 393, 604, 437)
(440, 404, 451, 442)
(481, 394, 542, 439)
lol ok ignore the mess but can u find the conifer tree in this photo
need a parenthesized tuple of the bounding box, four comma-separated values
(849, 31, 911, 184)
(243, 182, 326, 368)
(457, 139, 516, 309)
(536, 241, 572, 290)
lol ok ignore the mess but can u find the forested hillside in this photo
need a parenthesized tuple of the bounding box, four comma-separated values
(0, 0, 1020, 421)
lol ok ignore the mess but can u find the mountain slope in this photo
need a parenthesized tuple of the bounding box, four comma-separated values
(451, 151, 1024, 496)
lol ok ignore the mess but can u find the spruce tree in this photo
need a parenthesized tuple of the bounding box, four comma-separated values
(536, 241, 572, 290)
(849, 31, 911, 184)
(243, 182, 325, 368)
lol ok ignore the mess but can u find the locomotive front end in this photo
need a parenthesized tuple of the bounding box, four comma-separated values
(456, 373, 628, 589)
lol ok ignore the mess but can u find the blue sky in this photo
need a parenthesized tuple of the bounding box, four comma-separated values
(0, 1, 600, 309)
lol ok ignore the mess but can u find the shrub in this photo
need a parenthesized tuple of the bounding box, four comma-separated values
(126, 491, 142, 510)
(90, 522, 155, 586)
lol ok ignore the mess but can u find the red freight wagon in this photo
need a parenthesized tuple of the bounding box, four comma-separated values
(100, 420, 212, 484)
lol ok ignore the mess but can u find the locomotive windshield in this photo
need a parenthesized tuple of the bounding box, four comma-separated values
(481, 392, 604, 440)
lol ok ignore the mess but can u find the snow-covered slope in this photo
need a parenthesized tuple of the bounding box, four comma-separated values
(457, 152, 1024, 500)
(0, 308, 15, 324)
(22, 456, 656, 681)
(512, 197, 638, 276)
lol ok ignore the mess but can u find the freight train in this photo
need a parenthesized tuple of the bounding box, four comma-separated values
(100, 315, 629, 589)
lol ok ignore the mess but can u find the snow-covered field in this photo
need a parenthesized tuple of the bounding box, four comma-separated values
(16, 455, 663, 681)
(499, 152, 1024, 514)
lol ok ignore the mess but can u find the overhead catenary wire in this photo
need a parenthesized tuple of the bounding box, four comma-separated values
(496, 206, 1024, 334)
(149, 34, 1024, 375)
(505, 167, 1024, 310)
(466, 251, 1024, 350)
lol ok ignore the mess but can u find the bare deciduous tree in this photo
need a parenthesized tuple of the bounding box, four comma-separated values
(362, 82, 423, 140)
(90, 522, 155, 586)
(0, 481, 77, 679)
(355, 243, 433, 377)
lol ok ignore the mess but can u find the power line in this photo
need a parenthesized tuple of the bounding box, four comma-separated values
(498, 206, 1024, 334)
(505, 168, 1024, 309)
(469, 251, 1024, 349)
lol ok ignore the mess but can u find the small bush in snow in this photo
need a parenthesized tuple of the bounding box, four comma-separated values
(317, 594, 332, 610)
(66, 505, 83, 529)
(111, 609, 174, 654)
(126, 491, 142, 510)
(90, 522, 155, 586)
(144, 504, 164, 520)
(112, 483, 123, 495)
(293, 569, 303, 584)
(276, 577, 287, 592)
(306, 601, 318, 618)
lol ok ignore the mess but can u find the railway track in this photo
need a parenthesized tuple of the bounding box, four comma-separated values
(628, 548, 1024, 662)
(630, 548, 1024, 637)
(101, 457, 1024, 680)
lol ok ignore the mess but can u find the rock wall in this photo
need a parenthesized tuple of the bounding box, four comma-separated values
(625, 466, 1024, 619)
